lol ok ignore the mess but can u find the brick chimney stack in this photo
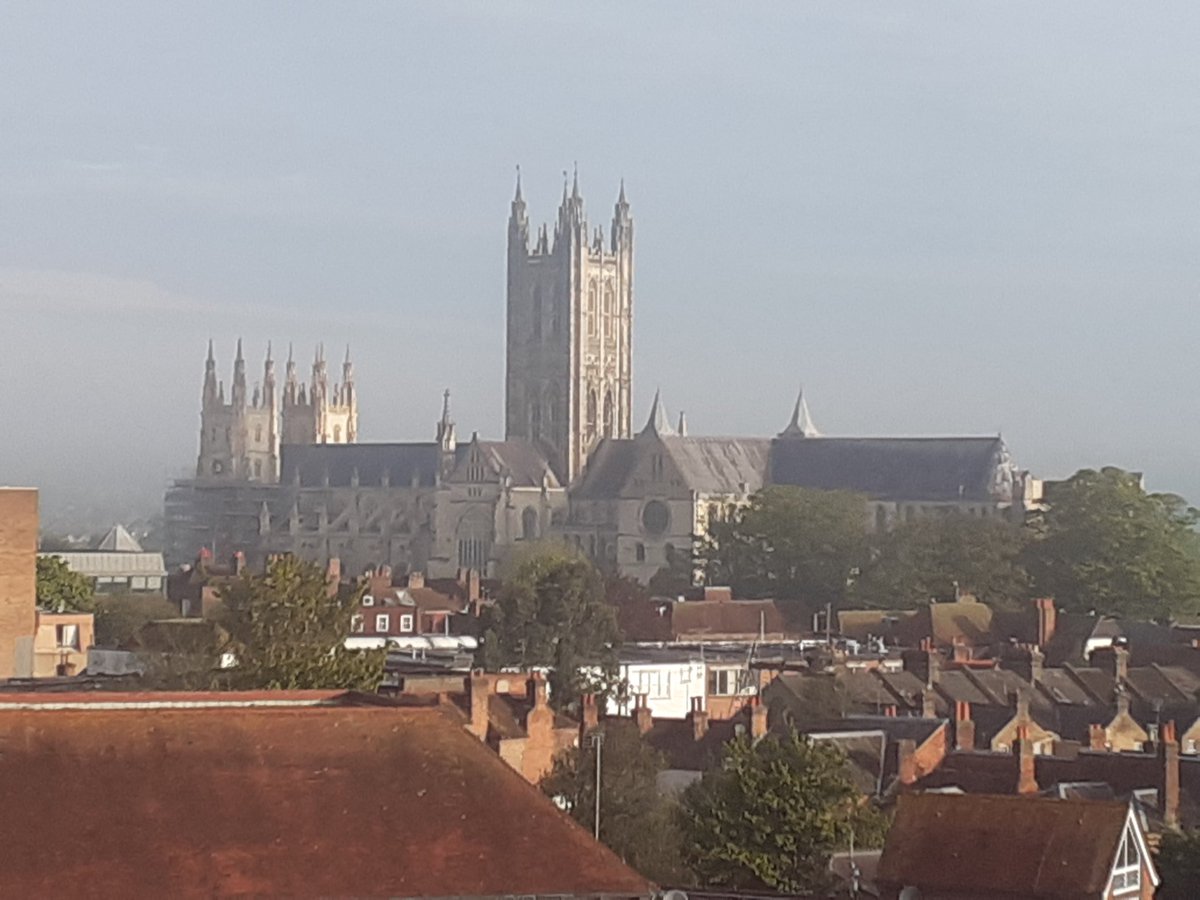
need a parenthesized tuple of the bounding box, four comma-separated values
(407, 570, 425, 590)
(1088, 723, 1108, 751)
(580, 692, 599, 735)
(688, 697, 709, 740)
(750, 696, 768, 741)
(901, 638, 941, 686)
(898, 739, 918, 786)
(1092, 643, 1129, 681)
(633, 694, 653, 735)
(919, 689, 937, 719)
(468, 669, 490, 740)
(231, 551, 245, 575)
(1160, 720, 1180, 829)
(1015, 724, 1038, 795)
(1035, 598, 1057, 648)
(954, 701, 975, 751)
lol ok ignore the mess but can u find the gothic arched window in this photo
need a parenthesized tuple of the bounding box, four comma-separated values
(603, 389, 614, 437)
(586, 389, 597, 436)
(530, 398, 542, 440)
(521, 507, 538, 541)
(587, 281, 597, 338)
(333, 424, 341, 442)
(532, 286, 543, 341)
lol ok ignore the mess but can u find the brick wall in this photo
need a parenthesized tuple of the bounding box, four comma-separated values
(0, 489, 38, 677)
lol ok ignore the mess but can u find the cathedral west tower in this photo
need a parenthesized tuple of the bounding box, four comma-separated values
(505, 169, 633, 482)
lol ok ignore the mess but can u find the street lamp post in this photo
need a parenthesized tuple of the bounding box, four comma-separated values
(587, 731, 605, 839)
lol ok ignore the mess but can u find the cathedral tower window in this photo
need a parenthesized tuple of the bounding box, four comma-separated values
(635, 542, 646, 563)
(255, 424, 263, 443)
(587, 281, 597, 338)
(603, 390, 613, 437)
(532, 286, 543, 340)
(334, 424, 341, 442)
(586, 389, 597, 437)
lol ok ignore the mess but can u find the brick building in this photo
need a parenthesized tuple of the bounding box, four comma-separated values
(0, 488, 38, 677)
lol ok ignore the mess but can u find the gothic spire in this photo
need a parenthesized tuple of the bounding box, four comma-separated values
(618, 177, 626, 205)
(514, 164, 523, 203)
(265, 340, 273, 363)
(571, 161, 580, 200)
(677, 410, 687, 437)
(779, 388, 820, 438)
(235, 337, 244, 363)
(640, 389, 675, 437)
(206, 338, 215, 365)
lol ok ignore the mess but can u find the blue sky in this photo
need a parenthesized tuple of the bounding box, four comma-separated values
(3, 3, 1199, 525)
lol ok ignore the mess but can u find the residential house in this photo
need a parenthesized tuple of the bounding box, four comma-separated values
(33, 610, 94, 677)
(877, 793, 1159, 900)
(0, 488, 37, 677)
(0, 690, 650, 898)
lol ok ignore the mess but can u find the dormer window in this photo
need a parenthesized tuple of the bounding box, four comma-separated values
(362, 595, 375, 607)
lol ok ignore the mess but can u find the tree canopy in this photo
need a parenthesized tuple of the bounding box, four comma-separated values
(216, 555, 384, 691)
(1024, 467, 1200, 619)
(1156, 827, 1200, 899)
(700, 486, 869, 604)
(478, 545, 621, 703)
(677, 732, 885, 892)
(854, 513, 1031, 609)
(541, 719, 687, 884)
(35, 555, 94, 612)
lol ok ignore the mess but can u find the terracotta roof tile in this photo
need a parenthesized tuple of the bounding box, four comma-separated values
(879, 793, 1131, 895)
(0, 692, 650, 897)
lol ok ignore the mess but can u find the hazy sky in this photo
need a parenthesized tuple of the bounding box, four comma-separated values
(3, 3, 1200, 525)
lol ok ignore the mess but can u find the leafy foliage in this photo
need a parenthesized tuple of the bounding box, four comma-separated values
(215, 555, 384, 691)
(35, 555, 95, 612)
(1024, 467, 1200, 619)
(677, 732, 882, 892)
(479, 545, 621, 703)
(700, 486, 869, 604)
(93, 591, 177, 646)
(854, 513, 1031, 609)
(541, 720, 688, 884)
(1157, 827, 1200, 898)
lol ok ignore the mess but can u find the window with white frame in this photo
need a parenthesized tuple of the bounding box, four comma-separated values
(400, 614, 414, 633)
(362, 595, 375, 607)
(350, 614, 364, 634)
(1109, 827, 1142, 895)
(707, 668, 740, 696)
(633, 670, 669, 700)
(375, 614, 390, 632)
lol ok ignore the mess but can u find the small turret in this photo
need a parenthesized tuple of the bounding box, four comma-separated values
(202, 339, 218, 408)
(640, 389, 674, 437)
(611, 178, 632, 251)
(231, 338, 247, 408)
(779, 388, 820, 438)
(508, 165, 529, 254)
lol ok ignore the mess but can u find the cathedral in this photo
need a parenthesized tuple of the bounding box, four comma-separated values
(164, 172, 1040, 583)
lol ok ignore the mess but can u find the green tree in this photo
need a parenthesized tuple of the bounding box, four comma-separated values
(854, 513, 1031, 609)
(541, 719, 689, 885)
(1157, 828, 1200, 898)
(215, 555, 384, 691)
(35, 555, 95, 612)
(700, 486, 869, 604)
(677, 732, 882, 892)
(1025, 467, 1200, 619)
(93, 592, 178, 646)
(479, 545, 621, 704)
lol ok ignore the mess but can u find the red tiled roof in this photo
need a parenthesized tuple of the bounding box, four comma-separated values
(878, 793, 1130, 896)
(0, 692, 650, 897)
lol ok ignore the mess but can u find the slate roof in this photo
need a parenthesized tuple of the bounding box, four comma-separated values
(878, 793, 1134, 896)
(644, 714, 746, 771)
(570, 438, 639, 497)
(280, 442, 466, 489)
(770, 435, 1008, 502)
(477, 440, 558, 488)
(0, 691, 650, 898)
(657, 436, 771, 496)
(43, 551, 167, 578)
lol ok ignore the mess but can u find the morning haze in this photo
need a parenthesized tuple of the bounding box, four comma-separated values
(3, 2, 1199, 528)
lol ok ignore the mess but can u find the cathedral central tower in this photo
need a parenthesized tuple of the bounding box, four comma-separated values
(505, 169, 633, 482)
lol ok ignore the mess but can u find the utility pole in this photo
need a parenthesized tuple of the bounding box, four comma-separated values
(587, 731, 605, 839)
